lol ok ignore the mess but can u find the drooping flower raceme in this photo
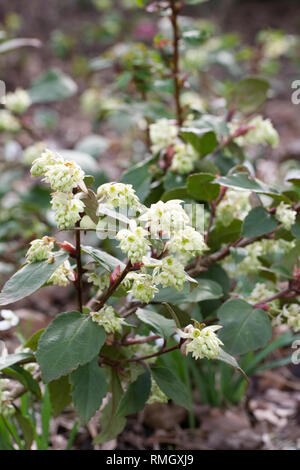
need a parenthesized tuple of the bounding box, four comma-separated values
(283, 304, 300, 332)
(0, 110, 20, 132)
(31, 148, 64, 178)
(229, 116, 279, 148)
(97, 182, 141, 210)
(140, 200, 189, 237)
(149, 118, 178, 154)
(166, 226, 207, 261)
(177, 324, 223, 360)
(25, 236, 55, 263)
(5, 88, 32, 114)
(128, 272, 158, 303)
(275, 202, 297, 230)
(44, 160, 85, 193)
(216, 189, 251, 227)
(48, 260, 76, 287)
(51, 192, 85, 229)
(116, 223, 150, 264)
(91, 305, 125, 334)
(153, 256, 186, 291)
(0, 379, 14, 417)
(170, 141, 198, 175)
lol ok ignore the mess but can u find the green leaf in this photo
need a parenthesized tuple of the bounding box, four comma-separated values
(226, 77, 269, 113)
(24, 329, 45, 352)
(0, 352, 34, 371)
(4, 365, 41, 399)
(216, 349, 247, 380)
(94, 370, 126, 444)
(0, 252, 68, 306)
(70, 357, 107, 424)
(209, 219, 242, 249)
(216, 173, 268, 192)
(48, 375, 72, 417)
(15, 412, 34, 450)
(28, 68, 77, 103)
(161, 187, 188, 202)
(117, 370, 151, 417)
(81, 190, 98, 224)
(181, 128, 217, 157)
(187, 173, 220, 202)
(291, 215, 300, 239)
(153, 280, 223, 304)
(218, 299, 272, 355)
(242, 207, 277, 238)
(37, 311, 106, 383)
(151, 367, 192, 410)
(135, 308, 176, 338)
(82, 245, 125, 271)
(120, 157, 155, 201)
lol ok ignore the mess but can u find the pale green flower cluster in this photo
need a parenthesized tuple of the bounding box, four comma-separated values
(275, 202, 297, 230)
(153, 256, 187, 291)
(216, 189, 251, 227)
(259, 31, 297, 59)
(97, 182, 141, 210)
(177, 324, 223, 360)
(23, 142, 46, 166)
(282, 304, 300, 332)
(0, 109, 20, 132)
(147, 379, 168, 405)
(116, 224, 150, 264)
(31, 148, 86, 229)
(86, 271, 110, 291)
(0, 378, 14, 417)
(128, 272, 159, 303)
(166, 226, 207, 262)
(51, 192, 85, 230)
(170, 141, 198, 175)
(25, 236, 55, 263)
(149, 118, 178, 154)
(229, 116, 279, 148)
(5, 88, 31, 114)
(246, 282, 279, 311)
(91, 305, 125, 334)
(48, 260, 76, 287)
(140, 199, 189, 236)
(180, 92, 206, 113)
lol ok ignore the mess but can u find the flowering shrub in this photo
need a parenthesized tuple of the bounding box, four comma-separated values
(0, 0, 300, 450)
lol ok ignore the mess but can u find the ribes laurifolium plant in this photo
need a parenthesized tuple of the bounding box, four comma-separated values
(1, 0, 300, 449)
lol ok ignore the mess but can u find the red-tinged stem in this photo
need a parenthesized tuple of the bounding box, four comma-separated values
(170, 0, 183, 127)
(75, 221, 83, 313)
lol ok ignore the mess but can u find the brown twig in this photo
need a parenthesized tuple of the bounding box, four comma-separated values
(170, 0, 183, 126)
(97, 261, 133, 310)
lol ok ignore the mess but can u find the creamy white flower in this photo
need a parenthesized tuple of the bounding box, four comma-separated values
(170, 141, 198, 174)
(23, 142, 46, 166)
(229, 116, 279, 148)
(116, 223, 150, 263)
(91, 305, 125, 334)
(0, 378, 14, 417)
(180, 92, 206, 112)
(149, 118, 178, 154)
(86, 272, 110, 290)
(147, 378, 168, 405)
(97, 182, 140, 210)
(283, 303, 300, 332)
(140, 200, 189, 237)
(25, 236, 55, 263)
(275, 202, 296, 230)
(48, 260, 75, 287)
(0, 310, 19, 331)
(216, 189, 251, 227)
(246, 283, 279, 311)
(177, 324, 223, 360)
(44, 160, 85, 192)
(166, 226, 207, 259)
(5, 88, 31, 114)
(30, 148, 64, 178)
(153, 256, 186, 291)
(51, 192, 85, 229)
(0, 110, 20, 132)
(128, 272, 158, 303)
